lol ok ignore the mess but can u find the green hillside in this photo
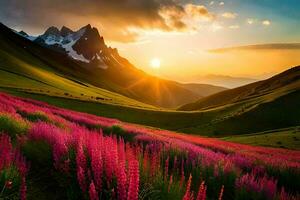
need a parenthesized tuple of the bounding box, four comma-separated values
(2, 87, 300, 139)
(179, 66, 300, 111)
(0, 23, 158, 110)
(223, 127, 300, 150)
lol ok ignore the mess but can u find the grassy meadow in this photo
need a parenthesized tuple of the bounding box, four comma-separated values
(0, 92, 299, 200)
(1, 87, 299, 141)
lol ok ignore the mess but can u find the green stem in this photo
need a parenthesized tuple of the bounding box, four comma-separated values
(0, 182, 7, 197)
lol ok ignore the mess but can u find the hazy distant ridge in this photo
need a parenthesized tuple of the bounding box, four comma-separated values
(209, 43, 300, 53)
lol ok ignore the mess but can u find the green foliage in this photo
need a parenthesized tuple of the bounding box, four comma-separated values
(234, 188, 266, 200)
(223, 127, 300, 150)
(266, 166, 300, 194)
(22, 141, 52, 167)
(22, 141, 75, 200)
(139, 182, 161, 200)
(152, 177, 183, 200)
(103, 125, 135, 141)
(18, 111, 50, 123)
(0, 166, 21, 198)
(0, 114, 29, 138)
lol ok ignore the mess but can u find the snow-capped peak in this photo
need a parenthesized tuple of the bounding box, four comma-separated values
(15, 24, 123, 70)
(60, 26, 74, 37)
(15, 30, 37, 41)
(35, 25, 94, 63)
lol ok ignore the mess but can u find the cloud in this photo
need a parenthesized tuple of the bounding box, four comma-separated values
(247, 18, 255, 25)
(262, 20, 271, 26)
(219, 2, 225, 6)
(210, 23, 223, 32)
(209, 43, 300, 53)
(222, 12, 238, 19)
(159, 5, 188, 31)
(184, 4, 215, 21)
(209, 1, 215, 6)
(159, 4, 215, 32)
(0, 0, 215, 43)
(229, 25, 239, 29)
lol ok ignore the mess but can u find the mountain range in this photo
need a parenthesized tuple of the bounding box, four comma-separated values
(190, 74, 258, 88)
(4, 23, 226, 108)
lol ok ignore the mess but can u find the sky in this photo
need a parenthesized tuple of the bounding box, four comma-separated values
(1, 0, 300, 82)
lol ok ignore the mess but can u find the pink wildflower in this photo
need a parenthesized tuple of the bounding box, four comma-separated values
(91, 149, 103, 192)
(196, 181, 206, 200)
(20, 176, 26, 200)
(218, 185, 224, 200)
(77, 166, 86, 192)
(117, 141, 127, 200)
(127, 159, 139, 200)
(89, 181, 99, 200)
(164, 156, 169, 180)
(182, 174, 192, 200)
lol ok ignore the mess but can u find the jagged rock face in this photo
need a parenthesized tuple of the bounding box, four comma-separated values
(72, 25, 106, 60)
(20, 24, 124, 69)
(60, 26, 74, 37)
(18, 31, 28, 36)
(44, 26, 60, 37)
(11, 23, 123, 69)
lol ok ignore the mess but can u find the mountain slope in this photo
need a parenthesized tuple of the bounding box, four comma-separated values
(182, 83, 227, 97)
(0, 23, 158, 109)
(223, 126, 300, 150)
(7, 23, 226, 108)
(179, 66, 300, 111)
(193, 74, 257, 88)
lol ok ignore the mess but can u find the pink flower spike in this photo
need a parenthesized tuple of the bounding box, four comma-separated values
(196, 181, 206, 200)
(164, 156, 169, 181)
(117, 142, 127, 200)
(89, 181, 99, 200)
(182, 174, 192, 200)
(20, 176, 26, 200)
(127, 159, 139, 200)
(77, 166, 86, 192)
(168, 175, 173, 193)
(218, 185, 224, 200)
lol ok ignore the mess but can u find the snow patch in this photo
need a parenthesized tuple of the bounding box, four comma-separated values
(15, 31, 37, 41)
(26, 36, 37, 41)
(96, 53, 108, 69)
(62, 39, 90, 63)
(96, 53, 101, 60)
(44, 35, 63, 45)
(38, 27, 90, 63)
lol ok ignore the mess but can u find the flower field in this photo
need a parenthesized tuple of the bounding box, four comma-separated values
(0, 92, 299, 200)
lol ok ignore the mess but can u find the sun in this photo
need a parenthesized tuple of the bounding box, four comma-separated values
(150, 58, 161, 69)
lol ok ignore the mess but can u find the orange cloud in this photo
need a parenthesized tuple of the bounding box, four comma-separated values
(185, 4, 215, 21)
(0, 0, 216, 43)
